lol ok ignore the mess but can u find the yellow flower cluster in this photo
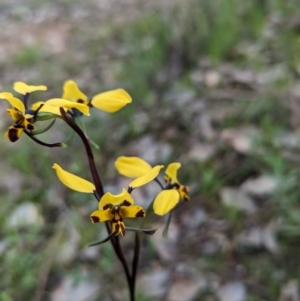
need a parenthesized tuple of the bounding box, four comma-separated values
(0, 81, 131, 142)
(115, 156, 189, 215)
(0, 80, 189, 237)
(53, 163, 163, 236)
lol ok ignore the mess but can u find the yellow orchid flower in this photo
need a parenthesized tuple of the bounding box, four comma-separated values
(0, 93, 35, 142)
(61, 80, 132, 114)
(52, 163, 159, 235)
(153, 162, 189, 215)
(90, 188, 145, 236)
(0, 82, 52, 142)
(164, 163, 189, 201)
(114, 156, 189, 215)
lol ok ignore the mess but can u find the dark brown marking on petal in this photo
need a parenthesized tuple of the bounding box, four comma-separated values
(182, 185, 189, 193)
(27, 124, 34, 130)
(91, 216, 100, 223)
(8, 127, 20, 142)
(120, 200, 131, 207)
(120, 223, 125, 235)
(114, 223, 120, 235)
(135, 209, 145, 217)
(173, 183, 180, 189)
(181, 185, 189, 201)
(103, 204, 113, 210)
(16, 117, 25, 126)
(77, 99, 85, 104)
(164, 175, 171, 184)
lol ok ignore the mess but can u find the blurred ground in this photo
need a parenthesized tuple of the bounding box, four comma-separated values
(1, 0, 300, 301)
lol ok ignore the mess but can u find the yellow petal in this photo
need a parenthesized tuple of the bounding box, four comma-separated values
(129, 165, 164, 189)
(91, 89, 132, 113)
(90, 209, 111, 223)
(5, 97, 25, 114)
(7, 108, 22, 122)
(31, 101, 45, 111)
(99, 188, 134, 210)
(52, 163, 95, 193)
(62, 80, 88, 104)
(45, 98, 90, 116)
(115, 156, 152, 178)
(0, 92, 13, 99)
(14, 82, 47, 94)
(153, 190, 180, 216)
(5, 126, 24, 142)
(165, 162, 181, 184)
(32, 101, 64, 115)
(121, 205, 145, 219)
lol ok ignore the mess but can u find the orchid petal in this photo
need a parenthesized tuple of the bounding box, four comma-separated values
(52, 163, 95, 193)
(99, 188, 134, 210)
(90, 208, 111, 223)
(14, 82, 47, 94)
(115, 156, 152, 178)
(153, 190, 180, 216)
(121, 205, 145, 219)
(91, 89, 132, 113)
(129, 165, 163, 189)
(45, 98, 90, 116)
(62, 80, 88, 104)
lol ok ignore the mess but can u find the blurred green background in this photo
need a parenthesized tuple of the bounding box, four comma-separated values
(1, 0, 300, 300)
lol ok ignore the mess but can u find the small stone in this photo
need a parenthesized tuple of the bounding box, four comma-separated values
(137, 268, 171, 299)
(204, 70, 221, 88)
(220, 187, 257, 213)
(241, 176, 277, 196)
(237, 222, 279, 254)
(51, 271, 100, 301)
(187, 143, 216, 162)
(167, 276, 206, 301)
(221, 127, 260, 154)
(237, 227, 262, 248)
(7, 202, 44, 228)
(181, 208, 206, 229)
(217, 281, 247, 301)
(261, 222, 279, 254)
(279, 279, 299, 301)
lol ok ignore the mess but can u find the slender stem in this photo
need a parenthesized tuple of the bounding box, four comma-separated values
(24, 130, 63, 147)
(114, 236, 135, 301)
(131, 233, 140, 299)
(60, 108, 134, 299)
(155, 178, 164, 190)
(59, 109, 104, 198)
(23, 93, 30, 110)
